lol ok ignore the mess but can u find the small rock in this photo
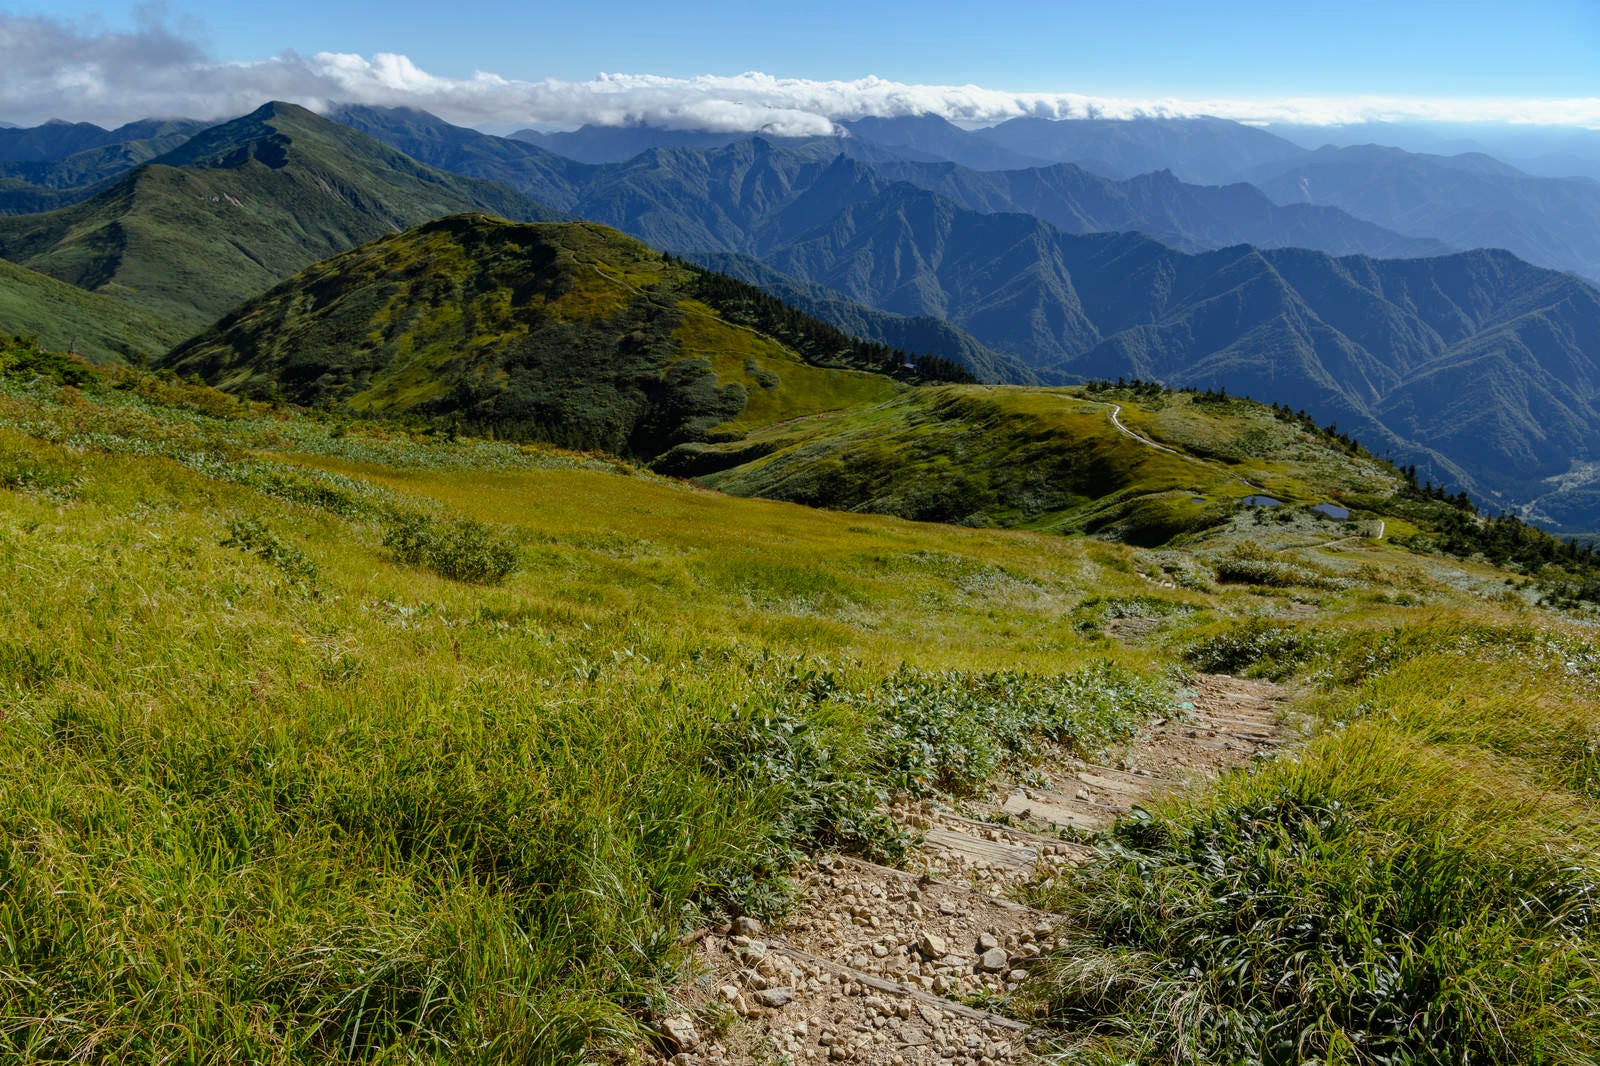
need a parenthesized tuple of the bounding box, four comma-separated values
(756, 987, 794, 1008)
(976, 933, 999, 953)
(732, 915, 763, 937)
(978, 947, 1008, 972)
(655, 1014, 700, 1053)
(938, 899, 960, 917)
(915, 932, 948, 958)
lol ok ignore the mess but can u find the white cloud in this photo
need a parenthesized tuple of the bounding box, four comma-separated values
(2, 14, 1598, 133)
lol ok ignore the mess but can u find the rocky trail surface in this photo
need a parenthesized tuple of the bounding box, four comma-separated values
(642, 675, 1289, 1065)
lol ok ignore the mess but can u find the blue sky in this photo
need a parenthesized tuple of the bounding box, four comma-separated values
(5, 1, 1598, 130)
(37, 0, 1597, 95)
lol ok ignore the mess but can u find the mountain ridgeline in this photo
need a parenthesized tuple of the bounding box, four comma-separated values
(2, 102, 1600, 528)
(163, 215, 969, 455)
(0, 103, 562, 337)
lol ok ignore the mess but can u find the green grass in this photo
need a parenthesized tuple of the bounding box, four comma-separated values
(0, 352, 1180, 1062)
(0, 257, 190, 363)
(1031, 612, 1600, 1065)
(4, 343, 1599, 1063)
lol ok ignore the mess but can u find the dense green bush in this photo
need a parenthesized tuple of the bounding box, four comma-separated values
(382, 513, 520, 585)
(1182, 619, 1328, 680)
(220, 516, 321, 595)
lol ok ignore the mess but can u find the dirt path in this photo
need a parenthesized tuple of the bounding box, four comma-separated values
(1084, 399, 1266, 493)
(641, 675, 1290, 1065)
(1100, 402, 1184, 457)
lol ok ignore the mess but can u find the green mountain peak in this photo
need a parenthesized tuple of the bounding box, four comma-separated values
(0, 105, 561, 334)
(163, 214, 913, 455)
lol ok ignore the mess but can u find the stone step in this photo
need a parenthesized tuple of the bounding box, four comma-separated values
(769, 944, 1032, 1035)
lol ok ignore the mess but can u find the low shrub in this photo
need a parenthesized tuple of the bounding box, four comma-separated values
(865, 660, 1164, 797)
(1182, 619, 1328, 680)
(1212, 543, 1350, 590)
(382, 513, 520, 585)
(220, 516, 320, 594)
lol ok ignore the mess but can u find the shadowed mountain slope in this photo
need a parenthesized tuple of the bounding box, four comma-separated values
(162, 215, 922, 455)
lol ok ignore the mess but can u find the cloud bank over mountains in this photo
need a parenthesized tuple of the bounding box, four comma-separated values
(5, 12, 1599, 132)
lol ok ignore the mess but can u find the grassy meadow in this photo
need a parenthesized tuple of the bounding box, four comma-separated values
(2, 341, 1598, 1063)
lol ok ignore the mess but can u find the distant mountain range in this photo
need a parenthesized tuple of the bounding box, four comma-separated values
(963, 115, 1311, 185)
(331, 108, 1449, 264)
(1, 102, 1599, 531)
(284, 108, 1600, 529)
(1250, 144, 1600, 283)
(0, 119, 209, 215)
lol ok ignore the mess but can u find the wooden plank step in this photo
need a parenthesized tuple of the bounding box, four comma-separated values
(1148, 724, 1279, 748)
(922, 827, 1038, 870)
(1195, 712, 1281, 730)
(1071, 769, 1161, 799)
(1001, 790, 1114, 832)
(1077, 764, 1164, 787)
(1196, 706, 1280, 722)
(769, 944, 1031, 1034)
(1216, 726, 1280, 742)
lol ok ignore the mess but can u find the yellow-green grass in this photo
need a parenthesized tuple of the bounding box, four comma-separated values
(4, 355, 1598, 1063)
(671, 299, 902, 432)
(0, 367, 1184, 1061)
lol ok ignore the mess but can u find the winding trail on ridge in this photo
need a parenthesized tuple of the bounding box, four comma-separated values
(1081, 398, 1266, 493)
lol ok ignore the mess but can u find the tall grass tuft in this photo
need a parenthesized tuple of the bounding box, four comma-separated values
(1035, 628, 1600, 1066)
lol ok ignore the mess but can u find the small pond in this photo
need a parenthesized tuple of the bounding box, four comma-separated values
(1241, 494, 1283, 507)
(1311, 503, 1351, 520)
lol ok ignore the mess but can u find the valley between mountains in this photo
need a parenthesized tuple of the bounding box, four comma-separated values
(1, 97, 1600, 1066)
